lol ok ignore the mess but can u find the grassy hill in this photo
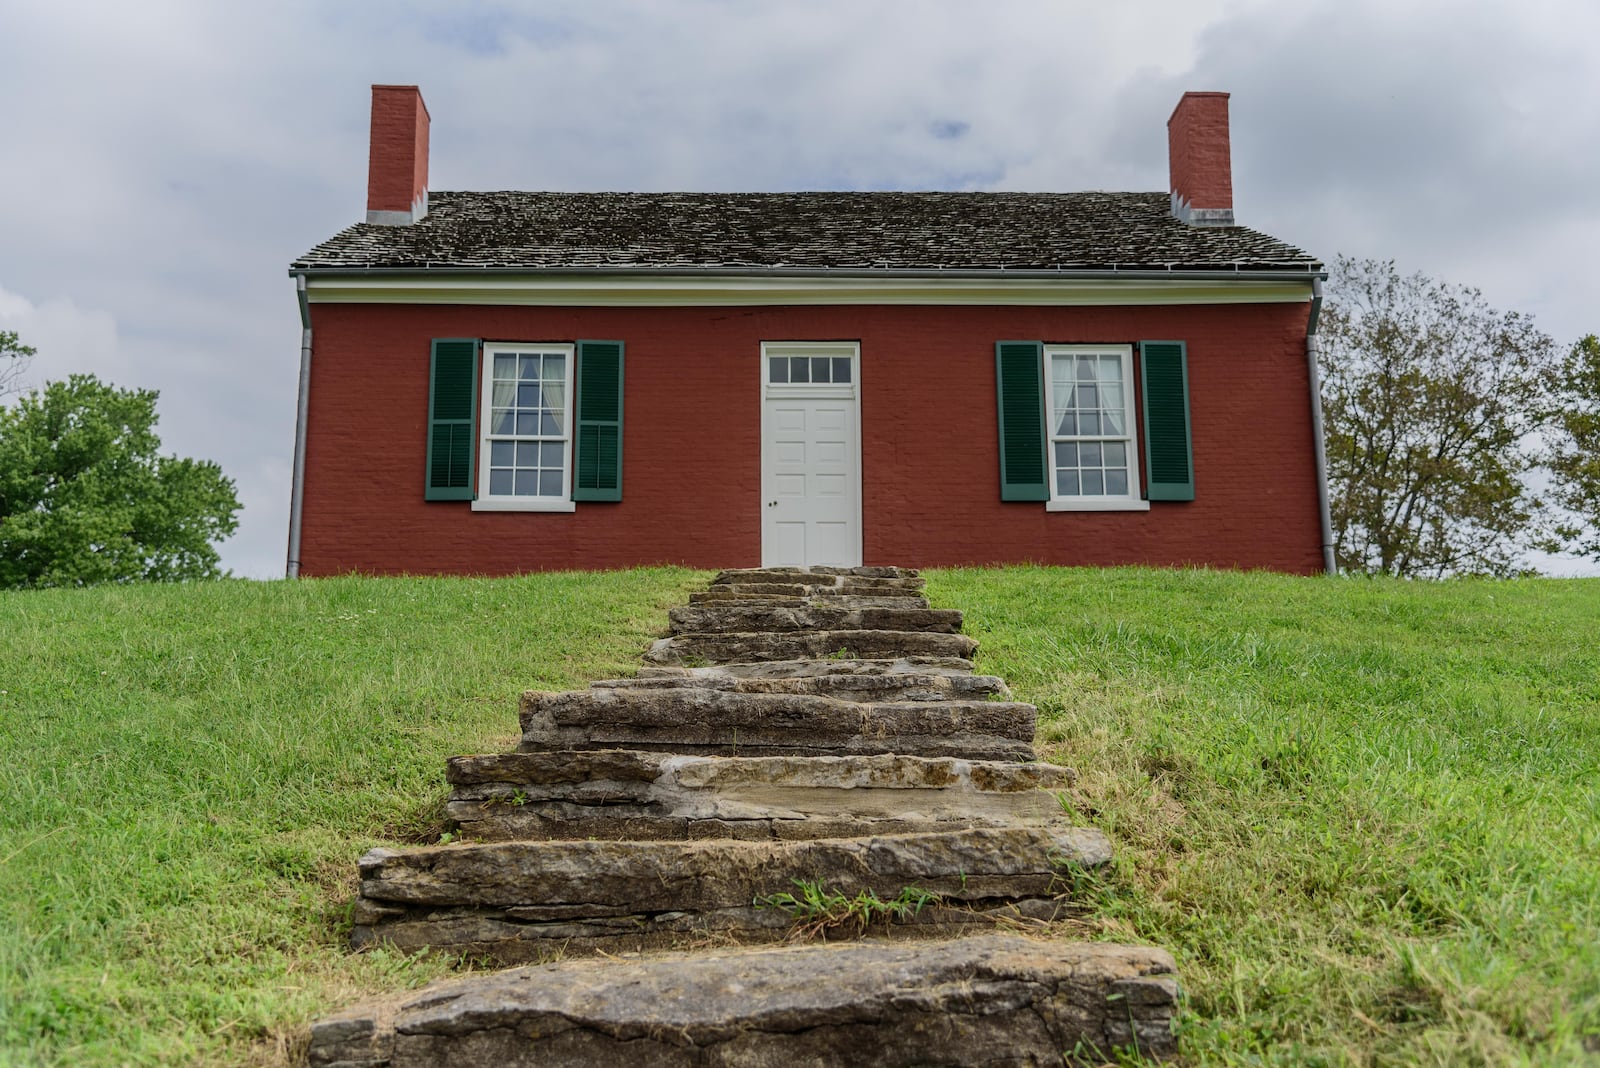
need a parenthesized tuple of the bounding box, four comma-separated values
(1, 567, 1595, 1065)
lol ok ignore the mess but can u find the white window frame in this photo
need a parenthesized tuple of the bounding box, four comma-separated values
(1043, 344, 1150, 512)
(472, 341, 577, 513)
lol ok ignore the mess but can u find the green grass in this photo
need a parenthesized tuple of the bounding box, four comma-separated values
(1, 566, 1596, 1065)
(0, 569, 705, 1067)
(930, 567, 1600, 1066)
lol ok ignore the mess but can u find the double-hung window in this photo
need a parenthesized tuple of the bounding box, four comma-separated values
(1043, 345, 1148, 511)
(473, 343, 577, 511)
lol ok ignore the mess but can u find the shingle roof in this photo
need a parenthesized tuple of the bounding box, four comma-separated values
(292, 190, 1320, 273)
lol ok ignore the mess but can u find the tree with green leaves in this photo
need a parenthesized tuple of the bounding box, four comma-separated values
(0, 330, 34, 399)
(0, 373, 240, 588)
(1547, 334, 1600, 560)
(1319, 257, 1560, 577)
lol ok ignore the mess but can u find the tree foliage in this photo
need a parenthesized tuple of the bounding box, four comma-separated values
(1548, 334, 1600, 560)
(0, 373, 241, 588)
(0, 330, 34, 399)
(1319, 257, 1560, 577)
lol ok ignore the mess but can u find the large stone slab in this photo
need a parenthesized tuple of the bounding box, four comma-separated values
(647, 629, 977, 666)
(688, 588, 931, 606)
(350, 827, 1111, 960)
(713, 565, 921, 582)
(595, 669, 1008, 702)
(446, 751, 1071, 841)
(635, 656, 982, 681)
(668, 604, 963, 636)
(518, 687, 1035, 760)
(308, 935, 1178, 1067)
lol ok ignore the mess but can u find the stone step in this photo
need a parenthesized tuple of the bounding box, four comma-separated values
(349, 827, 1111, 961)
(446, 751, 1071, 842)
(596, 669, 1009, 702)
(636, 656, 982, 681)
(668, 603, 963, 636)
(518, 687, 1036, 760)
(308, 934, 1179, 1067)
(688, 588, 932, 607)
(691, 585, 934, 601)
(714, 565, 920, 582)
(711, 569, 925, 592)
(647, 629, 978, 666)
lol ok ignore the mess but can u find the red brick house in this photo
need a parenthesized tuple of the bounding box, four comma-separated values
(286, 86, 1331, 577)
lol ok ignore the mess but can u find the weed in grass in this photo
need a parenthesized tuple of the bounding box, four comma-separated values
(755, 880, 940, 939)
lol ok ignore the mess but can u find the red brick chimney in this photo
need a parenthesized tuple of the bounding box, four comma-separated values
(366, 85, 430, 225)
(1167, 91, 1234, 227)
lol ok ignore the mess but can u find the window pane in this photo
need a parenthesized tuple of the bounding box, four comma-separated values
(1081, 442, 1102, 466)
(811, 357, 830, 383)
(516, 412, 538, 435)
(1102, 385, 1123, 410)
(494, 354, 517, 379)
(544, 354, 565, 379)
(1055, 442, 1079, 467)
(1077, 356, 1096, 380)
(1080, 384, 1097, 407)
(539, 470, 562, 496)
(1105, 441, 1126, 467)
(541, 413, 562, 435)
(1083, 470, 1104, 495)
(791, 358, 810, 383)
(493, 409, 515, 434)
(1103, 411, 1125, 435)
(1058, 470, 1080, 495)
(515, 383, 537, 406)
(541, 441, 564, 467)
(833, 357, 851, 383)
(1081, 412, 1101, 435)
(1105, 470, 1128, 495)
(515, 441, 539, 466)
(1100, 355, 1120, 380)
(493, 382, 516, 407)
(1052, 355, 1073, 385)
(490, 441, 514, 465)
(769, 357, 788, 383)
(513, 470, 538, 495)
(543, 383, 565, 410)
(519, 355, 541, 380)
(1058, 412, 1077, 435)
(489, 469, 513, 495)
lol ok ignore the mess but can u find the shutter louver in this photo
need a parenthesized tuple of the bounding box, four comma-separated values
(995, 341, 1048, 501)
(573, 340, 624, 501)
(425, 339, 478, 501)
(1140, 340, 1195, 501)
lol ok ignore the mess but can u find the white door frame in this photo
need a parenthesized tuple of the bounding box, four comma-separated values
(759, 341, 863, 568)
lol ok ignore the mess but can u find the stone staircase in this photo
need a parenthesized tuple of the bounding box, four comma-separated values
(307, 567, 1178, 1066)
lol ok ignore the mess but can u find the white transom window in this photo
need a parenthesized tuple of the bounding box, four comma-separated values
(473, 342, 577, 512)
(1043, 344, 1149, 511)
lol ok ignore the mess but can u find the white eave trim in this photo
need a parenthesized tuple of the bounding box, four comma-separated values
(301, 271, 1316, 308)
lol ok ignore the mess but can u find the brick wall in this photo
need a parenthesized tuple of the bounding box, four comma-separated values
(298, 301, 1322, 576)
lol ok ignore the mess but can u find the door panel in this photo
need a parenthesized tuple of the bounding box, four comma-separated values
(761, 346, 861, 568)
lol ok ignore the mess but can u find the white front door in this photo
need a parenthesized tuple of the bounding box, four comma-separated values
(761, 342, 862, 568)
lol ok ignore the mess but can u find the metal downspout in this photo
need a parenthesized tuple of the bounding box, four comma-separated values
(286, 274, 312, 578)
(1306, 275, 1336, 574)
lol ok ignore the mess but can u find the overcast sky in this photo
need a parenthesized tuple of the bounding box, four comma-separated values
(2, 0, 1596, 578)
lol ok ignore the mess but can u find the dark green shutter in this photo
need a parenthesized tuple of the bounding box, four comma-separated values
(425, 339, 479, 501)
(1140, 340, 1194, 501)
(995, 341, 1048, 501)
(573, 340, 624, 502)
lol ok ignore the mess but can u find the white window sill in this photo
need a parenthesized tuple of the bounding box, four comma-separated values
(471, 498, 578, 513)
(1045, 498, 1152, 512)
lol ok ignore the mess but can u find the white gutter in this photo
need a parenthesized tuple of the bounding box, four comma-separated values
(286, 273, 312, 579)
(1305, 275, 1335, 575)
